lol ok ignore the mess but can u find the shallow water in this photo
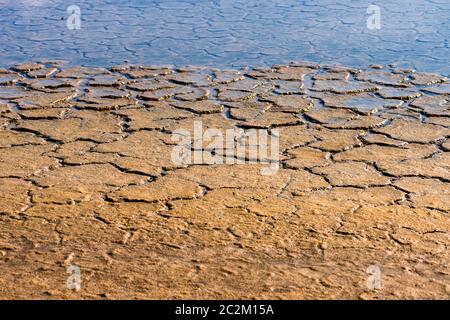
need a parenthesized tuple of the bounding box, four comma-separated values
(0, 0, 449, 75)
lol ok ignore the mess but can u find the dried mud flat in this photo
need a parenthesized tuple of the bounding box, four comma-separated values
(0, 61, 449, 299)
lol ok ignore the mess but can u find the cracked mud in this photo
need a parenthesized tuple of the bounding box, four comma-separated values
(0, 61, 449, 299)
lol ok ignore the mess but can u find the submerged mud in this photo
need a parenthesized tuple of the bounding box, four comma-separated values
(0, 61, 449, 299)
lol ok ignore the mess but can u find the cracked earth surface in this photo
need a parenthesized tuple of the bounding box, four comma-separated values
(0, 61, 449, 299)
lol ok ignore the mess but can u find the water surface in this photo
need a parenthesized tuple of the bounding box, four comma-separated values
(0, 0, 448, 74)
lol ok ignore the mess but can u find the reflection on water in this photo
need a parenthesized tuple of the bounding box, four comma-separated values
(0, 0, 449, 74)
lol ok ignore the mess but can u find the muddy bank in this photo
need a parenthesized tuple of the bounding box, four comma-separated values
(0, 61, 449, 299)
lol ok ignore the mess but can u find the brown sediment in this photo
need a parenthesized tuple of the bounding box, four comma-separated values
(0, 62, 449, 299)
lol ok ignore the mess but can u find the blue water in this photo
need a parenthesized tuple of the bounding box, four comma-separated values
(0, 0, 449, 75)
